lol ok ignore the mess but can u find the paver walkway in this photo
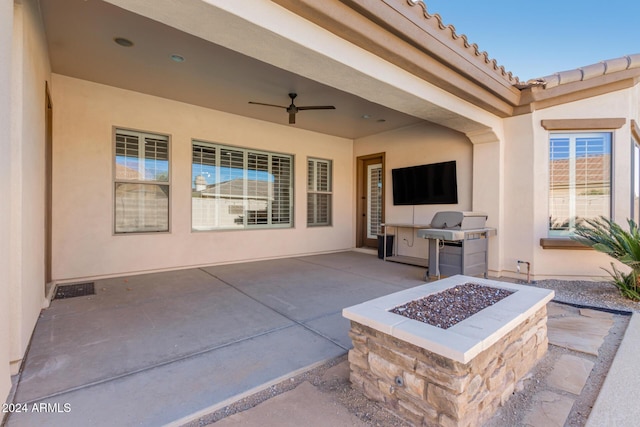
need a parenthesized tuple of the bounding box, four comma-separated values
(520, 303, 613, 427)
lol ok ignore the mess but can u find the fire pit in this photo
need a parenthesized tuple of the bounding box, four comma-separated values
(390, 283, 513, 329)
(343, 275, 554, 427)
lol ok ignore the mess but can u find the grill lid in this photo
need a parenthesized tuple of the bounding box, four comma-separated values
(430, 211, 487, 230)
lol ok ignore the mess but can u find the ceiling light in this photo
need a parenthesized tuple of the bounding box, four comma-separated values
(114, 37, 134, 47)
(376, 119, 386, 123)
(170, 54, 185, 63)
(361, 114, 372, 119)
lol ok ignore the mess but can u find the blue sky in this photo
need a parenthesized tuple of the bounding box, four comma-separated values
(425, 1, 640, 81)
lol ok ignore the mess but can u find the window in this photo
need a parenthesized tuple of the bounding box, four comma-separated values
(192, 142, 293, 230)
(367, 163, 383, 239)
(307, 158, 332, 226)
(548, 132, 611, 236)
(114, 129, 170, 233)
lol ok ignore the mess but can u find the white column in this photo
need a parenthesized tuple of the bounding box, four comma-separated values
(0, 0, 14, 403)
(467, 129, 504, 276)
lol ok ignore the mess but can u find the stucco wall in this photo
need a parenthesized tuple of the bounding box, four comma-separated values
(8, 0, 51, 375)
(354, 122, 473, 259)
(0, 0, 13, 404)
(503, 88, 640, 279)
(502, 114, 536, 277)
(51, 74, 354, 281)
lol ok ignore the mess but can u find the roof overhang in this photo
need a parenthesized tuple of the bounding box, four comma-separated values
(38, 0, 640, 140)
(41, 0, 506, 139)
(272, 0, 522, 118)
(518, 68, 640, 114)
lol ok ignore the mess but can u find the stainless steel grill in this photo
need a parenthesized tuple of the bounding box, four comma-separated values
(417, 211, 496, 280)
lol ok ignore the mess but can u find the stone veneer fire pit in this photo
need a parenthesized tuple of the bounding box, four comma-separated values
(343, 275, 554, 427)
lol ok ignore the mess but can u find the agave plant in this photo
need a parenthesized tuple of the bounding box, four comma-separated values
(571, 216, 640, 300)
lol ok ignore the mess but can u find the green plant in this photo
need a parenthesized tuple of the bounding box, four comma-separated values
(604, 263, 640, 301)
(571, 216, 640, 300)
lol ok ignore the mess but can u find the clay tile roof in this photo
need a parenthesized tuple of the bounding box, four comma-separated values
(529, 54, 640, 89)
(550, 154, 611, 188)
(115, 164, 142, 180)
(405, 0, 521, 84)
(199, 178, 270, 199)
(400, 2, 640, 91)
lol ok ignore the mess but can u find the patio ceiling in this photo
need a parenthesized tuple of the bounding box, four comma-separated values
(41, 0, 427, 139)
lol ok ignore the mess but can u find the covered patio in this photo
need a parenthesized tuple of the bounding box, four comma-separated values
(6, 251, 425, 426)
(5, 0, 640, 414)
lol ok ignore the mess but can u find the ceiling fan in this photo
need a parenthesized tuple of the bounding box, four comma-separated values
(249, 92, 336, 124)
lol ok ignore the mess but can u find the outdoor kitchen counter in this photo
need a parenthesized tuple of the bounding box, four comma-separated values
(381, 223, 432, 268)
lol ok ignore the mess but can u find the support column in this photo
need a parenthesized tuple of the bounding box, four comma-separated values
(467, 129, 504, 276)
(0, 0, 14, 404)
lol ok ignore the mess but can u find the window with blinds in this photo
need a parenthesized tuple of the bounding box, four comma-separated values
(192, 141, 293, 230)
(367, 164, 382, 239)
(307, 158, 332, 226)
(549, 132, 611, 236)
(114, 129, 170, 234)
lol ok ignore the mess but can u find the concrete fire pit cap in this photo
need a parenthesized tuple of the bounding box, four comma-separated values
(343, 275, 554, 363)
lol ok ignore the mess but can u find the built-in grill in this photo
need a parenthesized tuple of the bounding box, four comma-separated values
(417, 211, 496, 280)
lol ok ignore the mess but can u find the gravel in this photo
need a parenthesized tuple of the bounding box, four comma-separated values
(390, 283, 512, 329)
(188, 278, 637, 427)
(530, 278, 640, 313)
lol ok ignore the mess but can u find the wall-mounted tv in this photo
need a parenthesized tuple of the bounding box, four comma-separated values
(392, 161, 458, 205)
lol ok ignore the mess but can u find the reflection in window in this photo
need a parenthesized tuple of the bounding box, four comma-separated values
(114, 130, 169, 233)
(191, 142, 293, 230)
(548, 132, 611, 236)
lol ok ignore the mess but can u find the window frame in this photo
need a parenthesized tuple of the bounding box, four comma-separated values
(547, 130, 613, 237)
(307, 157, 333, 227)
(112, 127, 171, 235)
(191, 140, 294, 231)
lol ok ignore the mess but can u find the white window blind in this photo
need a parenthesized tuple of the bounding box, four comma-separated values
(549, 132, 611, 236)
(114, 129, 170, 234)
(367, 164, 382, 239)
(307, 158, 332, 226)
(191, 142, 293, 230)
(272, 155, 292, 225)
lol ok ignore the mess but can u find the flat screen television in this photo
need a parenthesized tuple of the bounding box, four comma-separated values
(392, 161, 458, 205)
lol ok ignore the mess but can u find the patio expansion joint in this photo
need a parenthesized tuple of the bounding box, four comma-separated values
(199, 268, 351, 352)
(293, 256, 412, 289)
(8, 323, 295, 407)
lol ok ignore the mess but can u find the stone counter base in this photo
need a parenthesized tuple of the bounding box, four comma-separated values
(348, 306, 548, 427)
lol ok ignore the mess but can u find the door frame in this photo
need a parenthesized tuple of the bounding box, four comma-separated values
(45, 82, 52, 284)
(356, 152, 385, 248)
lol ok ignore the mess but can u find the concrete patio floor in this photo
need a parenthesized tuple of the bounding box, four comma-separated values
(4, 251, 426, 427)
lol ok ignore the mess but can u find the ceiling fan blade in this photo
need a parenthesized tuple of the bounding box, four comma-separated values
(297, 106, 336, 111)
(248, 101, 287, 109)
(289, 113, 296, 124)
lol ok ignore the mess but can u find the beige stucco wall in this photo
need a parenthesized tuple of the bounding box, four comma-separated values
(7, 0, 51, 376)
(503, 87, 640, 279)
(0, 0, 13, 404)
(51, 74, 354, 281)
(502, 114, 537, 278)
(471, 135, 505, 274)
(354, 122, 473, 259)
